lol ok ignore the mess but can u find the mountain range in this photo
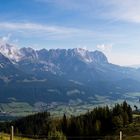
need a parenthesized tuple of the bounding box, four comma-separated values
(0, 42, 140, 111)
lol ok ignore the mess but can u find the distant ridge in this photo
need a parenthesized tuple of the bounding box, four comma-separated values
(0, 42, 140, 112)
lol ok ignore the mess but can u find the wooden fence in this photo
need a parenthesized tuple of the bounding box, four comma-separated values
(9, 126, 123, 140)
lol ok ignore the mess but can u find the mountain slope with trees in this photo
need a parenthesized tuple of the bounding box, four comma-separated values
(0, 101, 134, 140)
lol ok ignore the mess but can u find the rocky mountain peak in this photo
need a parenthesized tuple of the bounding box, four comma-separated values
(90, 50, 108, 63)
(0, 42, 21, 62)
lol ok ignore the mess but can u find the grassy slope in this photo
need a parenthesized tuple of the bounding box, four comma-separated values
(122, 114, 140, 140)
(124, 136, 140, 140)
(0, 133, 34, 140)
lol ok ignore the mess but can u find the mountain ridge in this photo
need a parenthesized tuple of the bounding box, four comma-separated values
(0, 42, 140, 115)
(0, 43, 108, 64)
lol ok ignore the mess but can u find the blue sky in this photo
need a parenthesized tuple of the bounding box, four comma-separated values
(0, 0, 140, 65)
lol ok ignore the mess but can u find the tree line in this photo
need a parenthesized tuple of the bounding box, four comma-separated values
(0, 101, 133, 140)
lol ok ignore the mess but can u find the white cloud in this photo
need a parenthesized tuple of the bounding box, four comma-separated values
(0, 22, 77, 33)
(96, 43, 140, 66)
(96, 44, 112, 53)
(96, 44, 140, 66)
(101, 0, 140, 23)
(0, 22, 95, 40)
(0, 33, 12, 42)
(0, 22, 120, 50)
(36, 0, 140, 23)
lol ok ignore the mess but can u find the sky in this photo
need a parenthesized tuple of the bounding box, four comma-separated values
(0, 0, 140, 66)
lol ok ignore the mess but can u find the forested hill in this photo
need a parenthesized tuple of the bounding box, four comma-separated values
(0, 101, 133, 139)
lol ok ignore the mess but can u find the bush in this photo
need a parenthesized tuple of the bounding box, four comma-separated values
(48, 131, 67, 140)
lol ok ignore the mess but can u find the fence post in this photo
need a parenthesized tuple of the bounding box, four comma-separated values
(120, 131, 122, 140)
(10, 126, 14, 140)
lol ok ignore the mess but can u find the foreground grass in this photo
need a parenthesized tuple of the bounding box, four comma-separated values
(0, 133, 34, 140)
(124, 136, 140, 140)
(1, 133, 140, 140)
(133, 114, 140, 118)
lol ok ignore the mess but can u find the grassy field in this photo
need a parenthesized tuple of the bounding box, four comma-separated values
(124, 136, 140, 140)
(0, 95, 139, 118)
(0, 102, 36, 117)
(0, 133, 34, 140)
(1, 133, 140, 140)
(133, 114, 140, 118)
